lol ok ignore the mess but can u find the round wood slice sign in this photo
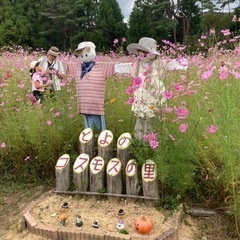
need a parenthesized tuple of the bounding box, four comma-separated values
(98, 130, 113, 147)
(142, 159, 156, 182)
(90, 156, 105, 174)
(79, 128, 93, 143)
(126, 159, 137, 177)
(106, 158, 122, 176)
(117, 133, 132, 150)
(73, 153, 90, 174)
(55, 154, 70, 169)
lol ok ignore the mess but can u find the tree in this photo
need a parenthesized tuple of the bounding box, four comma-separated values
(96, 0, 127, 51)
(166, 0, 201, 44)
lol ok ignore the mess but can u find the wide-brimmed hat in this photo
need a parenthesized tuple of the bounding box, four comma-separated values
(127, 37, 159, 55)
(47, 46, 60, 57)
(75, 41, 96, 53)
(30, 60, 40, 69)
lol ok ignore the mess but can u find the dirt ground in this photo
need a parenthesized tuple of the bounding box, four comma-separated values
(0, 183, 236, 240)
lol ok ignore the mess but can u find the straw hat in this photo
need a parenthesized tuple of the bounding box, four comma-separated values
(75, 42, 96, 53)
(127, 37, 159, 55)
(47, 46, 60, 56)
(30, 60, 40, 69)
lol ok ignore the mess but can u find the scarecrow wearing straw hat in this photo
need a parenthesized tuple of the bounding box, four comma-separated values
(115, 37, 168, 140)
(73, 42, 116, 131)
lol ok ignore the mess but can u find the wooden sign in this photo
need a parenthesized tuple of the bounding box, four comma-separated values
(89, 156, 105, 192)
(79, 128, 93, 143)
(107, 158, 122, 194)
(117, 133, 132, 149)
(73, 153, 90, 174)
(90, 156, 105, 174)
(142, 160, 159, 199)
(98, 130, 113, 147)
(79, 128, 94, 159)
(73, 153, 90, 191)
(98, 130, 113, 164)
(126, 159, 137, 177)
(126, 159, 140, 196)
(55, 154, 70, 169)
(55, 154, 70, 191)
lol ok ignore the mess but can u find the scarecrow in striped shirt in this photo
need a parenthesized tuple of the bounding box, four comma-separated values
(74, 42, 116, 131)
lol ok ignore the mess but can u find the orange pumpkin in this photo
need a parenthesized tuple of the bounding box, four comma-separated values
(135, 215, 153, 234)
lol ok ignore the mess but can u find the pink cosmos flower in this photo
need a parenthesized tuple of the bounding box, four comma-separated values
(126, 97, 135, 105)
(165, 107, 173, 113)
(207, 125, 218, 134)
(176, 107, 189, 120)
(232, 15, 237, 22)
(46, 120, 52, 126)
(174, 84, 184, 92)
(149, 140, 159, 149)
(54, 111, 61, 117)
(113, 39, 118, 44)
(143, 133, 159, 149)
(121, 37, 126, 42)
(235, 61, 240, 68)
(132, 77, 142, 88)
(201, 69, 213, 81)
(179, 123, 188, 133)
(233, 72, 240, 79)
(143, 132, 157, 142)
(218, 66, 229, 80)
(162, 91, 173, 100)
(220, 29, 231, 36)
(209, 28, 216, 35)
(1, 142, 6, 148)
(126, 85, 135, 95)
(18, 83, 25, 89)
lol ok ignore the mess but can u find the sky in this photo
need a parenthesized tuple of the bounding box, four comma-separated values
(116, 0, 135, 23)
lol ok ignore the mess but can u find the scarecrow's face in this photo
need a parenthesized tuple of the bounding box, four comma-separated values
(137, 50, 156, 62)
(78, 46, 96, 63)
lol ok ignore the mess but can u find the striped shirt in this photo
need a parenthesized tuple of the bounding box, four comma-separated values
(67, 61, 115, 116)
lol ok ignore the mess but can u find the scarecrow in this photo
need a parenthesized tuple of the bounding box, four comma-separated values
(115, 37, 168, 139)
(73, 42, 116, 131)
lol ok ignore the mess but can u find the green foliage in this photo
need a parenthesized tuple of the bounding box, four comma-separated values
(119, 229, 129, 235)
(96, 0, 127, 51)
(129, 138, 155, 168)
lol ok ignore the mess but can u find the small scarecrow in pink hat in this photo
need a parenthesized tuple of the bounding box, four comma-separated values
(115, 37, 168, 140)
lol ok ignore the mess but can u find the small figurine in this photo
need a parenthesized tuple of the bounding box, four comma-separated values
(118, 209, 124, 216)
(92, 219, 99, 228)
(59, 202, 69, 226)
(117, 219, 125, 231)
(59, 209, 68, 226)
(76, 215, 83, 227)
(62, 202, 69, 209)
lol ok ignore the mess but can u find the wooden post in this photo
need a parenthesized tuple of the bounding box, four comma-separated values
(79, 128, 94, 159)
(117, 132, 132, 193)
(98, 130, 113, 164)
(106, 158, 122, 194)
(73, 153, 90, 191)
(126, 159, 141, 196)
(142, 159, 159, 199)
(55, 154, 70, 191)
(89, 156, 105, 192)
